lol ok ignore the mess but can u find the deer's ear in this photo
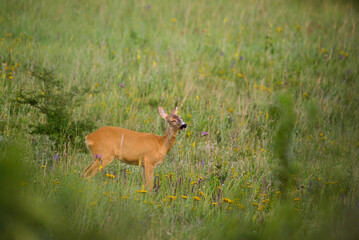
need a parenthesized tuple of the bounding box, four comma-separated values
(171, 106, 178, 115)
(158, 107, 168, 119)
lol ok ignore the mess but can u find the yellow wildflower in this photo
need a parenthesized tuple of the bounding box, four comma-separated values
(223, 198, 233, 203)
(106, 173, 115, 179)
(237, 203, 245, 209)
(136, 190, 147, 193)
(193, 196, 201, 201)
(169, 196, 177, 201)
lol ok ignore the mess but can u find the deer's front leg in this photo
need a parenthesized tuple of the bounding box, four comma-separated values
(143, 161, 155, 191)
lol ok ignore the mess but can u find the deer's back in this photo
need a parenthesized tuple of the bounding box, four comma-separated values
(85, 126, 164, 162)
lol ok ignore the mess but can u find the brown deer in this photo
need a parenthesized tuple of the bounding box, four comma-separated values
(83, 107, 187, 190)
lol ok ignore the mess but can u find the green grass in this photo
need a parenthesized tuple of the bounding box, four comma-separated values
(1, 0, 359, 239)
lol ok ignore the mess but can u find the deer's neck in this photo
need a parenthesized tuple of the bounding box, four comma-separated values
(163, 127, 178, 154)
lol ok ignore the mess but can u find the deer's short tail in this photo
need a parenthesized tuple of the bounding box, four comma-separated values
(85, 136, 93, 150)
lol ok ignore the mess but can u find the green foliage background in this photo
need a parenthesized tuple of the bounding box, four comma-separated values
(1, 0, 358, 239)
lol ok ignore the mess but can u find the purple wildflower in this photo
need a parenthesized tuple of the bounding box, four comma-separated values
(146, 5, 151, 9)
(153, 178, 157, 190)
(231, 60, 235, 68)
(54, 155, 60, 161)
(201, 160, 205, 166)
(120, 82, 125, 88)
(340, 55, 344, 59)
(217, 187, 222, 201)
(202, 132, 208, 136)
(240, 56, 244, 61)
(347, 69, 351, 75)
(221, 52, 224, 56)
(156, 175, 160, 192)
(307, 182, 312, 193)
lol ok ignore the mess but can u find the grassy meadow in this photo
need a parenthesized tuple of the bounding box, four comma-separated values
(1, 0, 359, 239)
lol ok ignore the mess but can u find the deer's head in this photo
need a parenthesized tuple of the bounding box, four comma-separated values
(158, 107, 187, 131)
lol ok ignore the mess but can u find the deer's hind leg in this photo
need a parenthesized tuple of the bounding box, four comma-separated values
(83, 154, 114, 178)
(83, 158, 96, 174)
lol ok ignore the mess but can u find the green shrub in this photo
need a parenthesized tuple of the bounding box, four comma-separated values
(14, 66, 97, 148)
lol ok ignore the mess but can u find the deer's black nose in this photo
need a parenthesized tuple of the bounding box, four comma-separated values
(180, 123, 187, 129)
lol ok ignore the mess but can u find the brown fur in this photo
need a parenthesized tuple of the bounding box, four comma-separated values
(83, 107, 186, 190)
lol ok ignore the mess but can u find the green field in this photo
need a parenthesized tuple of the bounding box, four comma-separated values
(1, 0, 359, 239)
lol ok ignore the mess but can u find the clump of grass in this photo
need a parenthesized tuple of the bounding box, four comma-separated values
(272, 93, 296, 198)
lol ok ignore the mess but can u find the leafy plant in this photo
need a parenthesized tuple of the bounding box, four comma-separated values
(14, 66, 96, 148)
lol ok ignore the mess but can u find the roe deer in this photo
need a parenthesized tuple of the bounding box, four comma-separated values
(83, 107, 187, 190)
